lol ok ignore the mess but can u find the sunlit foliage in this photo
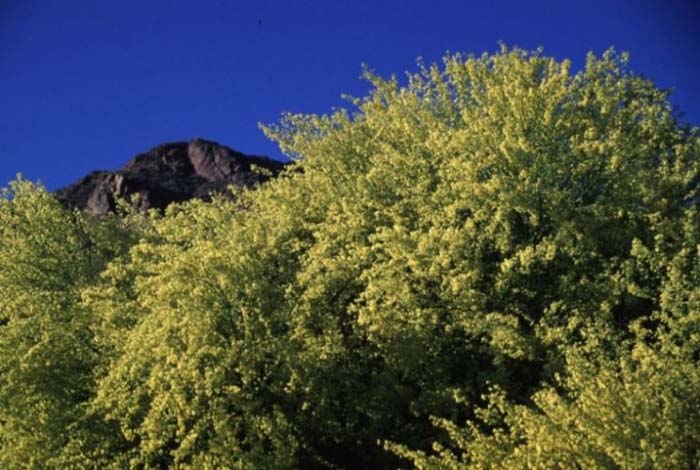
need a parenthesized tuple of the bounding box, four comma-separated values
(0, 46, 698, 469)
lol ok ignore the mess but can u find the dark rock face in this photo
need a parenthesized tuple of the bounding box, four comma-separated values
(56, 139, 287, 215)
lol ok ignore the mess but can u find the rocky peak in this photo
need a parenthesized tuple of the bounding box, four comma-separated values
(56, 138, 286, 215)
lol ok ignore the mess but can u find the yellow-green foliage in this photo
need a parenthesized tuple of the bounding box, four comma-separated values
(0, 179, 134, 469)
(0, 47, 698, 469)
(389, 331, 700, 470)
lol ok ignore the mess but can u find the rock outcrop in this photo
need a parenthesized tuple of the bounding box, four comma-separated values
(56, 138, 286, 215)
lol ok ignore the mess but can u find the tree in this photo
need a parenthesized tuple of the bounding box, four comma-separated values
(260, 46, 699, 467)
(83, 198, 301, 469)
(0, 180, 93, 467)
(88, 46, 698, 468)
(0, 179, 141, 469)
(380, 49, 700, 469)
(2, 45, 698, 469)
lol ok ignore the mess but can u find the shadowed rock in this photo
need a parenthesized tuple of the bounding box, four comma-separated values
(56, 138, 286, 215)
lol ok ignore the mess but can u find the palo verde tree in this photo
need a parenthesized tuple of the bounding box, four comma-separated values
(89, 46, 699, 469)
(1, 46, 698, 469)
(261, 45, 699, 466)
(0, 179, 137, 469)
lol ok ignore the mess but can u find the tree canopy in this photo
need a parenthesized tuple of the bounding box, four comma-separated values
(1, 46, 699, 469)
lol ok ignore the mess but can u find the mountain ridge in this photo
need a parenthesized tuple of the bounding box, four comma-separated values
(56, 138, 287, 214)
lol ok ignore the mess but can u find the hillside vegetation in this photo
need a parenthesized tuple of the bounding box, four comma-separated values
(1, 47, 699, 469)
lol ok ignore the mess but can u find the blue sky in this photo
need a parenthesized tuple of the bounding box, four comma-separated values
(2, 0, 698, 190)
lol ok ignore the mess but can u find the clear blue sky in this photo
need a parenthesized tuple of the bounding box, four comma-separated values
(2, 0, 698, 190)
